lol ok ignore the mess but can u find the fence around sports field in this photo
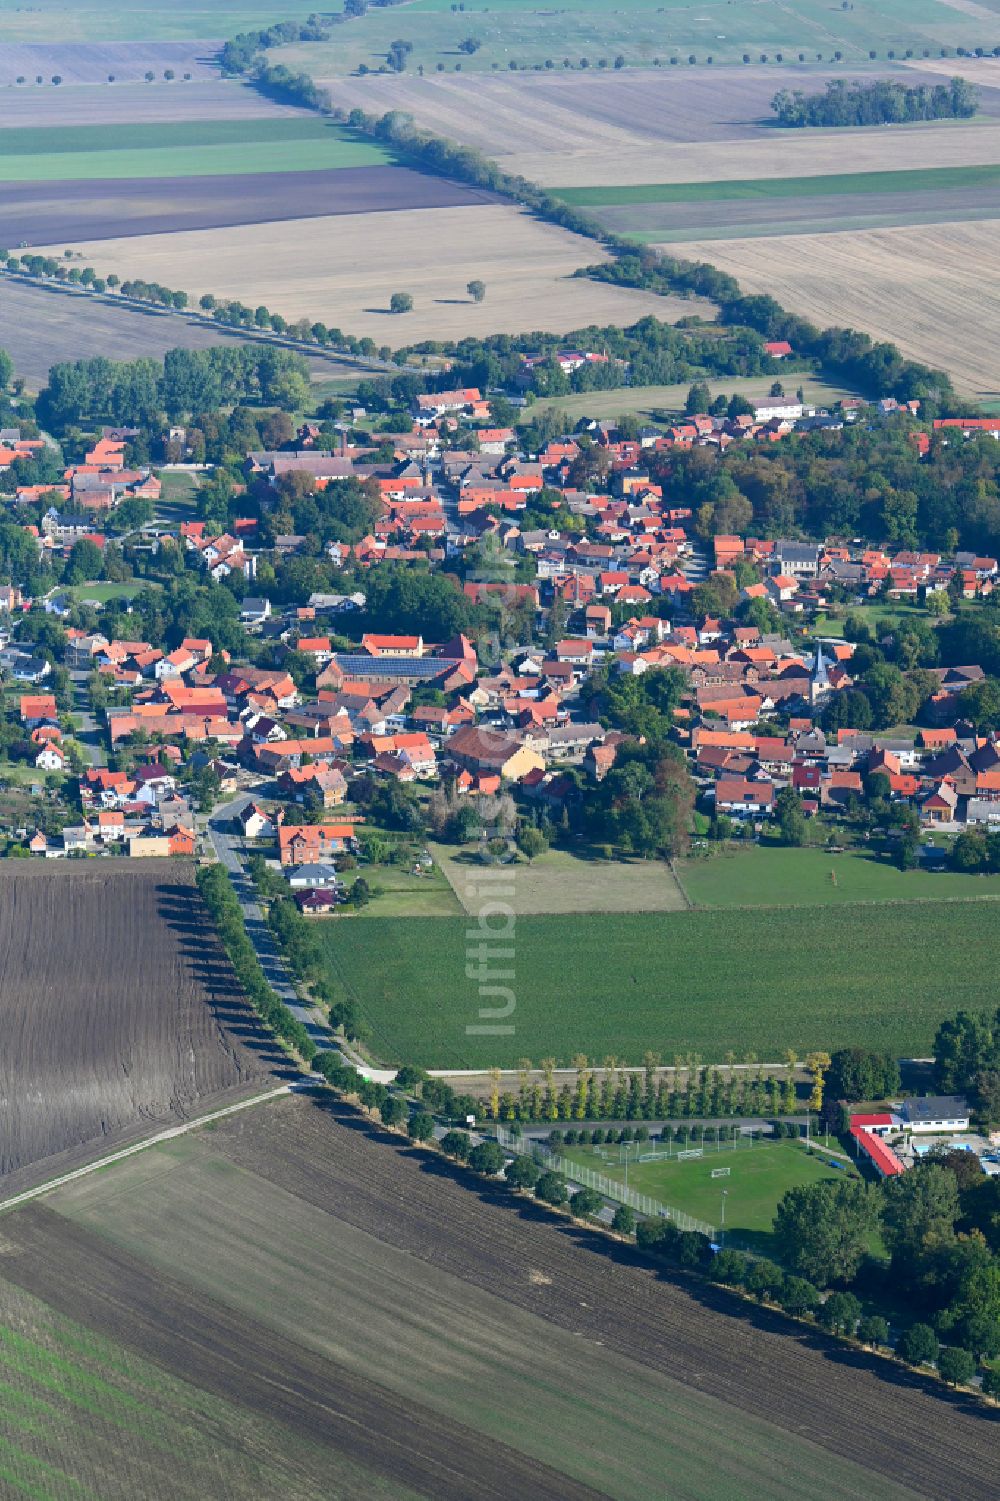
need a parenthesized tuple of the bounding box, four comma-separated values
(496, 1126, 715, 1237)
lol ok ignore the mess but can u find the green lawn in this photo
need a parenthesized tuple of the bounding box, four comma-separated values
(552, 163, 1000, 207)
(808, 601, 941, 638)
(561, 1137, 855, 1251)
(0, 119, 392, 181)
(69, 580, 146, 603)
(676, 846, 1000, 908)
(312, 901, 1000, 1068)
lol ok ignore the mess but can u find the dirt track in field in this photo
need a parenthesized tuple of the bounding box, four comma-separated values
(0, 861, 277, 1193)
(7, 165, 492, 247)
(2, 1203, 607, 1501)
(203, 1095, 1000, 1501)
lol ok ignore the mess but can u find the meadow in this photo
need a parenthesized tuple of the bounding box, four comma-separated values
(561, 1137, 855, 1250)
(313, 900, 1000, 1068)
(430, 840, 688, 914)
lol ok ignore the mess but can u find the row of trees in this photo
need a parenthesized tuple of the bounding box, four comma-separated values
(772, 77, 979, 127)
(195, 864, 316, 1061)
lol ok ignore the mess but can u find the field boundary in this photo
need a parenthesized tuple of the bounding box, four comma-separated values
(0, 1082, 294, 1216)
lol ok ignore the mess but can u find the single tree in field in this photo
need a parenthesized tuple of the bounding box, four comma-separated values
(389, 291, 413, 314)
(467, 279, 486, 302)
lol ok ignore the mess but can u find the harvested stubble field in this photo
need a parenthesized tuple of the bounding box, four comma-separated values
(56, 205, 710, 342)
(0, 40, 222, 85)
(0, 860, 274, 1195)
(313, 901, 1000, 1068)
(12, 165, 483, 245)
(322, 66, 1000, 185)
(13, 1092, 994, 1500)
(0, 78, 310, 128)
(0, 279, 358, 389)
(668, 220, 1000, 396)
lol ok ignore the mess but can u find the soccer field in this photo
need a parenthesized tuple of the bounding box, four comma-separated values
(562, 1137, 855, 1251)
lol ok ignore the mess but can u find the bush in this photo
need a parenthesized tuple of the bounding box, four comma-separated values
(570, 1186, 601, 1219)
(937, 1346, 976, 1387)
(408, 1111, 434, 1142)
(440, 1129, 472, 1160)
(898, 1323, 939, 1366)
(468, 1140, 505, 1175)
(612, 1204, 635, 1236)
(819, 1291, 861, 1335)
(548, 1130, 564, 1148)
(778, 1276, 820, 1318)
(981, 1365, 1000, 1399)
(505, 1154, 541, 1190)
(536, 1170, 569, 1206)
(857, 1315, 890, 1349)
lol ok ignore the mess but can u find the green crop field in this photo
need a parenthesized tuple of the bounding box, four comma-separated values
(0, 118, 391, 182)
(315, 900, 1000, 1068)
(676, 846, 1000, 908)
(274, 0, 1000, 73)
(561, 1137, 855, 1250)
(552, 164, 1000, 207)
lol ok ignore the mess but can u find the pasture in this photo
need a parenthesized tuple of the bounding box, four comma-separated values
(562, 1137, 855, 1250)
(677, 845, 1000, 908)
(0, 861, 274, 1195)
(669, 220, 1000, 397)
(54, 205, 710, 342)
(312, 901, 1000, 1067)
(23, 1090, 987, 1501)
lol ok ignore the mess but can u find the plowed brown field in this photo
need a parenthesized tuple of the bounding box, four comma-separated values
(0, 860, 274, 1193)
(30, 1092, 1000, 1501)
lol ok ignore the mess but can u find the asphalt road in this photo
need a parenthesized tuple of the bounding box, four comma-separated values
(69, 669, 106, 768)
